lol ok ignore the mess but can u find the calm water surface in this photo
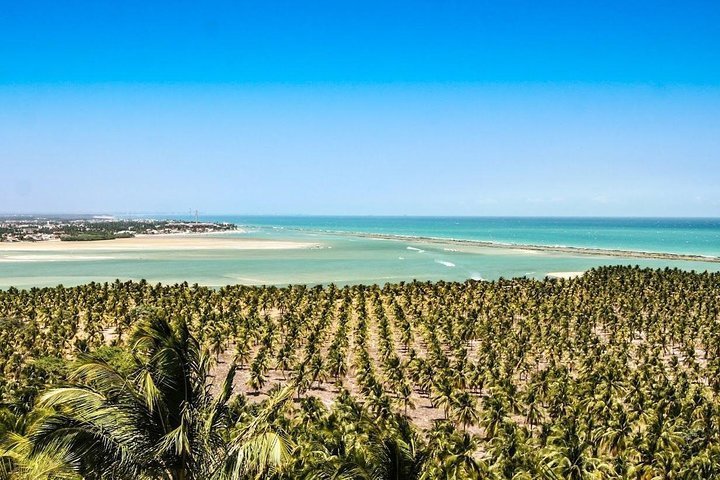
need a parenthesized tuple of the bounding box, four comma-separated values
(1, 217, 719, 289)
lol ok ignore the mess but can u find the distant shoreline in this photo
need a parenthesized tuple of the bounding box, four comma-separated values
(3, 223, 719, 264)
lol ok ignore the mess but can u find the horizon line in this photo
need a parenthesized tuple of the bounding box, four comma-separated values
(2, 213, 720, 220)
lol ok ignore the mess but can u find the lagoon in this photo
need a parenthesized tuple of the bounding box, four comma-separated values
(1, 217, 719, 289)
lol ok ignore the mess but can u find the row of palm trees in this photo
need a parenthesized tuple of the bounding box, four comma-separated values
(0, 265, 719, 478)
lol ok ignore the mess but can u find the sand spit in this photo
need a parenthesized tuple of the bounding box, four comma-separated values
(0, 234, 319, 252)
(335, 232, 720, 263)
(546, 271, 586, 279)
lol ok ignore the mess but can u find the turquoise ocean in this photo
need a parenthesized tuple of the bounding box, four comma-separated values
(1, 217, 719, 289)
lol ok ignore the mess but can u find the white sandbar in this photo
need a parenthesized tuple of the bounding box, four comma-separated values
(0, 235, 319, 252)
(546, 271, 585, 279)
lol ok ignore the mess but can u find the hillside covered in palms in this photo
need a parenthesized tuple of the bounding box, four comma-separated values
(1, 265, 719, 478)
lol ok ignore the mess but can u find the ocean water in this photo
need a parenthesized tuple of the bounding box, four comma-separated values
(1, 217, 719, 289)
(210, 216, 720, 256)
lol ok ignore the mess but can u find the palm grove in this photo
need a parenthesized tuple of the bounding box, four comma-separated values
(1, 265, 719, 478)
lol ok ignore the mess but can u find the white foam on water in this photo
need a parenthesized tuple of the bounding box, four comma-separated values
(406, 246, 425, 253)
(223, 274, 271, 284)
(443, 248, 459, 252)
(435, 260, 456, 267)
(398, 256, 405, 260)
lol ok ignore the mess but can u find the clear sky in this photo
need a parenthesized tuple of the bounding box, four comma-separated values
(1, 0, 719, 216)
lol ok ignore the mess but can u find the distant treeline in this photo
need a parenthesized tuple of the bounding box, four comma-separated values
(60, 231, 135, 241)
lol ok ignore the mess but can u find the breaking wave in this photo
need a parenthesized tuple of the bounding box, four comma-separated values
(435, 260, 456, 267)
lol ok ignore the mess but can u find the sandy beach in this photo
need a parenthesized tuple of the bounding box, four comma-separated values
(546, 271, 586, 279)
(0, 235, 319, 252)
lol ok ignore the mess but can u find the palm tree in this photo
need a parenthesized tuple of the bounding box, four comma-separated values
(481, 393, 508, 441)
(487, 421, 536, 479)
(430, 381, 454, 420)
(600, 409, 633, 456)
(30, 314, 288, 480)
(450, 391, 479, 432)
(424, 430, 487, 480)
(0, 408, 80, 480)
(398, 382, 415, 417)
(219, 385, 295, 479)
(295, 390, 424, 480)
(543, 416, 602, 480)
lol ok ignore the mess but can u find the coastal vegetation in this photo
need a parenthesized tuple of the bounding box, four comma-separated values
(59, 231, 136, 242)
(0, 265, 719, 478)
(0, 218, 236, 243)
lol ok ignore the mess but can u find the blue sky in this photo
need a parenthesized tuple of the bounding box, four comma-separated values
(1, 0, 719, 216)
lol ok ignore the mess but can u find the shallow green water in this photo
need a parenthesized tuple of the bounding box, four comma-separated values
(2, 220, 719, 289)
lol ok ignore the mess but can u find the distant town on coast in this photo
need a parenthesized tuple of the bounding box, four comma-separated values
(0, 216, 236, 242)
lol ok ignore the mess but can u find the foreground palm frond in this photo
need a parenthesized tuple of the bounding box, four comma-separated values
(31, 314, 240, 480)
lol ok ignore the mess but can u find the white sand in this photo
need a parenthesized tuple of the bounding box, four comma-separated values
(0, 254, 117, 262)
(0, 235, 318, 252)
(546, 271, 585, 279)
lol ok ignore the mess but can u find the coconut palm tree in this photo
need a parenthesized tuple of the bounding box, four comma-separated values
(450, 391, 479, 432)
(0, 407, 80, 480)
(30, 314, 289, 480)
